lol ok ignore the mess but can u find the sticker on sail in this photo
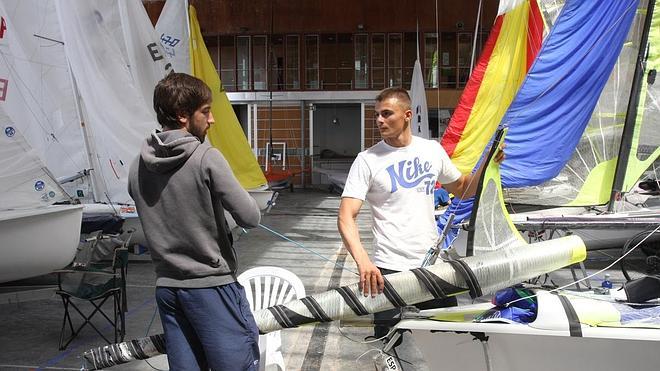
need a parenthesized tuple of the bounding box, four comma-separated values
(4, 126, 15, 138)
(34, 180, 45, 191)
(0, 78, 7, 101)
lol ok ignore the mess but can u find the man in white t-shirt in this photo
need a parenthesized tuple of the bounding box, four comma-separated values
(338, 87, 498, 339)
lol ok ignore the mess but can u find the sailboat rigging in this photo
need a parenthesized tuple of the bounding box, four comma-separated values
(0, 0, 84, 283)
(438, 0, 660, 258)
(609, 0, 657, 210)
(390, 4, 660, 369)
(505, 0, 660, 263)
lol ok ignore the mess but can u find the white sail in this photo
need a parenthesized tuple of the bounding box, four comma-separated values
(0, 0, 83, 283)
(155, 0, 191, 74)
(55, 0, 159, 204)
(410, 59, 430, 139)
(0, 0, 72, 209)
(0, 125, 69, 209)
(0, 0, 87, 184)
(116, 0, 172, 110)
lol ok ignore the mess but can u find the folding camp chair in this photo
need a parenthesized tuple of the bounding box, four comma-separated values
(55, 217, 131, 350)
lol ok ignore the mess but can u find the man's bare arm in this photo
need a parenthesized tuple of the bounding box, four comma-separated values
(337, 197, 384, 297)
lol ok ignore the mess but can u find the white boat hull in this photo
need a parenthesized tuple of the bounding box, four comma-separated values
(0, 205, 83, 283)
(248, 188, 277, 211)
(82, 189, 276, 249)
(401, 319, 660, 371)
(225, 188, 277, 236)
(511, 207, 660, 250)
(82, 203, 145, 247)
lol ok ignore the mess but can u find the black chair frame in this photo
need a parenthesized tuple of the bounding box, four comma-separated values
(56, 229, 130, 350)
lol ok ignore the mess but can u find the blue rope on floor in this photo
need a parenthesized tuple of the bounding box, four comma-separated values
(258, 223, 359, 275)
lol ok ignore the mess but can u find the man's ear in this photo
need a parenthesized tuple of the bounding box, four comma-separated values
(176, 113, 188, 128)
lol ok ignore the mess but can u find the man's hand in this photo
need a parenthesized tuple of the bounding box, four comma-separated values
(493, 143, 506, 164)
(357, 259, 384, 297)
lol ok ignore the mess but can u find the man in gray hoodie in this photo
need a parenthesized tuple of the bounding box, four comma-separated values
(128, 73, 261, 371)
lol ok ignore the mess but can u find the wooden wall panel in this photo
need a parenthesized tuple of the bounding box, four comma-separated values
(427, 89, 463, 109)
(144, 0, 497, 35)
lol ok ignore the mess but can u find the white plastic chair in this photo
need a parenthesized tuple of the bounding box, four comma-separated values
(238, 266, 306, 371)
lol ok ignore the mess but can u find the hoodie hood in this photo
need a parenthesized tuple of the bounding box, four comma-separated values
(141, 130, 201, 173)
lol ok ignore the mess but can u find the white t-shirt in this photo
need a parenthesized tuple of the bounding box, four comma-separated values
(342, 136, 461, 271)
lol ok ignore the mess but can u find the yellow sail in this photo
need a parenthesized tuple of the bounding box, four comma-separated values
(188, 6, 267, 189)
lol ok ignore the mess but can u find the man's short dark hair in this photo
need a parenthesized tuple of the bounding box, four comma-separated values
(376, 87, 412, 110)
(153, 72, 212, 130)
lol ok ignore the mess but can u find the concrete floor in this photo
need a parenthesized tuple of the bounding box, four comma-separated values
(0, 189, 639, 371)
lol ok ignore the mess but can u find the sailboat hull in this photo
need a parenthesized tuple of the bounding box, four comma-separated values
(0, 205, 83, 283)
(511, 207, 660, 251)
(225, 189, 276, 237)
(248, 188, 277, 211)
(81, 189, 274, 251)
(401, 319, 660, 371)
(82, 203, 145, 248)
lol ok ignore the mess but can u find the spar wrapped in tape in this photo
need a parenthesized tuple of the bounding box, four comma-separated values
(81, 236, 585, 369)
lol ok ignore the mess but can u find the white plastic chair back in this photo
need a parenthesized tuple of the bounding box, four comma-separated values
(238, 266, 306, 371)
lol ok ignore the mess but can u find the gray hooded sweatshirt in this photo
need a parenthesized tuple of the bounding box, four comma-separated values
(128, 130, 260, 288)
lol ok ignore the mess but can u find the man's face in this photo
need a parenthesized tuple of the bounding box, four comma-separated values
(182, 102, 214, 141)
(374, 97, 411, 140)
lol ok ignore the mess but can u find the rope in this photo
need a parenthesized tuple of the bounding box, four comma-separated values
(258, 223, 359, 275)
(504, 224, 660, 308)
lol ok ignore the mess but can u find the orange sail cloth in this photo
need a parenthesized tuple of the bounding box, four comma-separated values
(441, 0, 543, 174)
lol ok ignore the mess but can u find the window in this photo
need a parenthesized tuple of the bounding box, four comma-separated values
(205, 35, 220, 76)
(320, 33, 337, 90)
(285, 35, 300, 89)
(270, 34, 284, 91)
(304, 35, 319, 90)
(354, 34, 369, 89)
(337, 34, 353, 90)
(253, 36, 267, 90)
(440, 32, 457, 88)
(237, 36, 251, 91)
(204, 31, 481, 93)
(424, 33, 439, 88)
(457, 33, 473, 88)
(387, 33, 402, 87)
(402, 32, 416, 88)
(371, 34, 385, 90)
(220, 36, 236, 91)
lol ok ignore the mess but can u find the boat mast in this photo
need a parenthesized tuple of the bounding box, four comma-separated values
(31, 33, 105, 203)
(267, 0, 274, 172)
(67, 66, 107, 204)
(470, 0, 483, 73)
(26, 34, 77, 204)
(608, 0, 656, 212)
